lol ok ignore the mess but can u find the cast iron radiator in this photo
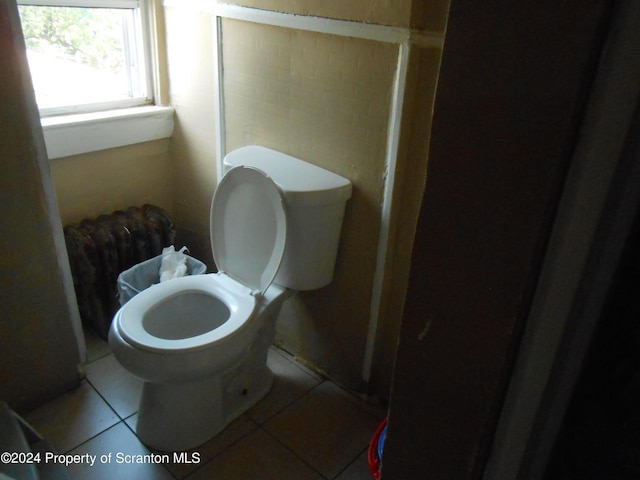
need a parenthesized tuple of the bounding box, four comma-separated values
(63, 205, 175, 339)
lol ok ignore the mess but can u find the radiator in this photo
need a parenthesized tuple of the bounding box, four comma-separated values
(63, 205, 175, 339)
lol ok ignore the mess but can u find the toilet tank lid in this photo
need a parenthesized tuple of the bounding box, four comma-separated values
(223, 146, 352, 207)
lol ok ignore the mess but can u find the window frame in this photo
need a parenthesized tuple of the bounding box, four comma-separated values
(17, 0, 155, 117)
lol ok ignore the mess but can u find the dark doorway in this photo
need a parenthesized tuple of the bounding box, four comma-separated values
(546, 208, 640, 479)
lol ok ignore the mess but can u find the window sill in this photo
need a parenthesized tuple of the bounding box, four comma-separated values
(41, 105, 175, 159)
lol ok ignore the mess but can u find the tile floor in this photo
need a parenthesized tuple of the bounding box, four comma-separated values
(24, 331, 384, 480)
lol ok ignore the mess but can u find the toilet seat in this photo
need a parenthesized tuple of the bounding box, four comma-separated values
(115, 166, 288, 354)
(116, 274, 256, 353)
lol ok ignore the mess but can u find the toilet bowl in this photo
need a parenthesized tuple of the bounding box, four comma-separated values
(109, 146, 351, 452)
(110, 274, 259, 383)
(109, 275, 288, 452)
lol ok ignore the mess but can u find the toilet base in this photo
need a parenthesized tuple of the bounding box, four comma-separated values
(119, 287, 291, 452)
(137, 375, 223, 452)
(136, 365, 274, 452)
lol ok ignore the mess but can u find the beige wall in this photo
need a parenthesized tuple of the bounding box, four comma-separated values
(219, 9, 448, 394)
(52, 140, 173, 226)
(222, 18, 397, 388)
(164, 5, 218, 268)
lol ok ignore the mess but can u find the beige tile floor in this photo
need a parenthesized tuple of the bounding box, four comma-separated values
(24, 332, 384, 480)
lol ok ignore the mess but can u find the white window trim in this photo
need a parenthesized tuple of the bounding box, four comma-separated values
(42, 105, 174, 159)
(18, 0, 155, 116)
(19, 0, 173, 157)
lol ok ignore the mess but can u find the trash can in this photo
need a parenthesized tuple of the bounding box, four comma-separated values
(117, 249, 207, 306)
(368, 418, 387, 480)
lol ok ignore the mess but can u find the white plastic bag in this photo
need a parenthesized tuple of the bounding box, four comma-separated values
(159, 245, 189, 282)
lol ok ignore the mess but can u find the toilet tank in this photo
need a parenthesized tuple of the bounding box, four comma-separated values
(223, 145, 352, 290)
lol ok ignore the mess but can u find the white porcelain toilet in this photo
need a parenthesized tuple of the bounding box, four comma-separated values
(108, 145, 352, 452)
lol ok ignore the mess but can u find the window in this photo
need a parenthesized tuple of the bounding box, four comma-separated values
(17, 0, 153, 117)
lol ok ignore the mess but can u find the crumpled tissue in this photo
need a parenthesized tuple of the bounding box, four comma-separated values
(159, 245, 189, 282)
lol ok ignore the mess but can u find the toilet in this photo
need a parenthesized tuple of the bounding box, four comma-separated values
(108, 145, 352, 452)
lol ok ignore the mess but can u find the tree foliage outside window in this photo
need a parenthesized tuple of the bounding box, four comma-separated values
(19, 6, 125, 74)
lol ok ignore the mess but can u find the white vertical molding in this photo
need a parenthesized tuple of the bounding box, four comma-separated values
(148, 0, 169, 105)
(362, 40, 411, 384)
(212, 13, 225, 182)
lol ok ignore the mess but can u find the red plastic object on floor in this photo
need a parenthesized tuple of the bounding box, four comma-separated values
(368, 418, 388, 479)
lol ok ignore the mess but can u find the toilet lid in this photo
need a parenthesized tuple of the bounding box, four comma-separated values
(210, 166, 287, 295)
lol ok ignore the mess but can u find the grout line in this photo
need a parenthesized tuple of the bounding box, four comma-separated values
(252, 379, 326, 427)
(45, 363, 372, 479)
(178, 416, 260, 480)
(81, 341, 374, 477)
(83, 376, 130, 425)
(61, 419, 124, 455)
(270, 344, 325, 381)
(121, 413, 138, 436)
(256, 424, 330, 480)
(273, 345, 387, 422)
(256, 379, 373, 479)
(64, 416, 180, 480)
(273, 347, 387, 421)
(330, 445, 369, 480)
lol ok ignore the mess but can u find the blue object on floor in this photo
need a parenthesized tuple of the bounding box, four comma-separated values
(368, 418, 387, 479)
(377, 422, 386, 460)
